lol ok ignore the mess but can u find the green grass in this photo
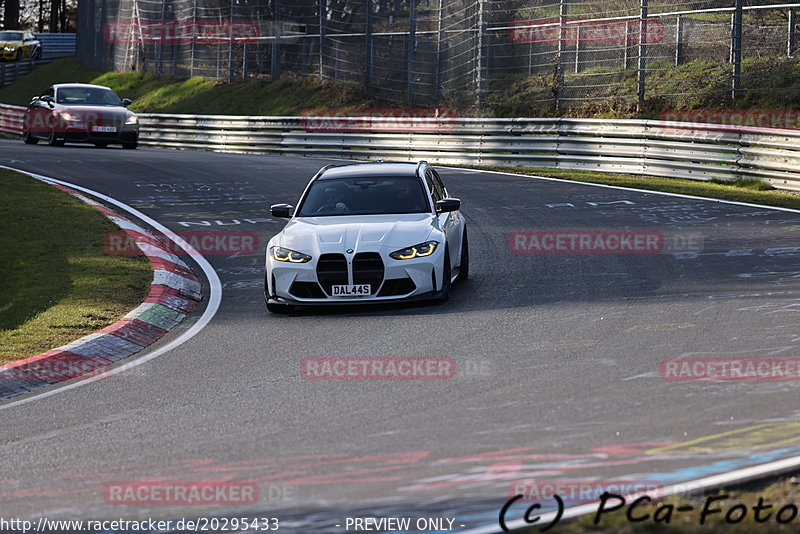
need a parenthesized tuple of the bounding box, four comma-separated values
(487, 56, 800, 120)
(0, 58, 384, 115)
(0, 170, 152, 363)
(446, 165, 800, 210)
(542, 473, 800, 533)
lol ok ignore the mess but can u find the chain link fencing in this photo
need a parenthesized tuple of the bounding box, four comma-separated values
(75, 1, 800, 114)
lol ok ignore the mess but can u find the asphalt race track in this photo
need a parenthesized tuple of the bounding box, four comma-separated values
(2, 141, 800, 532)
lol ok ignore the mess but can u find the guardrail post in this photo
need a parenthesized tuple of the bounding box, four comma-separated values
(555, 0, 566, 113)
(788, 8, 796, 57)
(731, 0, 742, 99)
(406, 0, 417, 105)
(636, 0, 648, 106)
(675, 15, 684, 66)
(271, 0, 282, 80)
(365, 0, 373, 89)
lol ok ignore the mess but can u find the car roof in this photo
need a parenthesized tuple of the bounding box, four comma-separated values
(52, 83, 113, 91)
(318, 163, 423, 180)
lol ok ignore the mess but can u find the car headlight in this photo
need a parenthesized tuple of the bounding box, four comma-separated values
(125, 114, 138, 125)
(4, 46, 16, 51)
(60, 112, 81, 122)
(270, 246, 312, 263)
(389, 241, 438, 260)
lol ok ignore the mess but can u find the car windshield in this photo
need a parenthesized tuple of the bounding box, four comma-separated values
(56, 87, 122, 106)
(297, 176, 430, 216)
(0, 32, 23, 40)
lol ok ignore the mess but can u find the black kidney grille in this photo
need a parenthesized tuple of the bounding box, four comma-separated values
(316, 253, 348, 296)
(352, 252, 384, 294)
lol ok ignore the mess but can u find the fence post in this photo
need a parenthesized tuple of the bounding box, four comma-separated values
(435, 0, 444, 103)
(675, 15, 683, 66)
(243, 42, 248, 78)
(731, 0, 742, 99)
(406, 0, 417, 105)
(555, 0, 566, 113)
(789, 8, 796, 57)
(228, 0, 234, 82)
(319, 0, 326, 77)
(271, 0, 281, 80)
(574, 24, 581, 74)
(190, 0, 197, 77)
(365, 0, 373, 89)
(636, 0, 648, 105)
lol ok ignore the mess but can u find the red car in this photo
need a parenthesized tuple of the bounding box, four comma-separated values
(22, 83, 139, 149)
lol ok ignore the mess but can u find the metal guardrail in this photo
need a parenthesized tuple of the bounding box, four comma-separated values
(35, 33, 76, 59)
(2, 104, 800, 192)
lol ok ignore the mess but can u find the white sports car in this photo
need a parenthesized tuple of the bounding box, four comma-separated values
(264, 162, 468, 313)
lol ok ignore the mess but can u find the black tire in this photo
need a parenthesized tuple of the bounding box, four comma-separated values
(31, 47, 41, 60)
(94, 142, 109, 148)
(47, 131, 64, 147)
(22, 130, 38, 144)
(435, 246, 452, 303)
(456, 228, 469, 282)
(122, 141, 138, 150)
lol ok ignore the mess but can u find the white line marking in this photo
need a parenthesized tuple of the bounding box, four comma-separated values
(448, 167, 800, 214)
(0, 167, 223, 411)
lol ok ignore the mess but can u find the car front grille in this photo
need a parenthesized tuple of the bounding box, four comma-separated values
(378, 277, 416, 296)
(316, 254, 348, 296)
(352, 253, 384, 295)
(289, 281, 326, 299)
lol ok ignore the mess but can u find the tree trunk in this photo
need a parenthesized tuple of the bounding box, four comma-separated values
(4, 0, 20, 30)
(49, 0, 58, 32)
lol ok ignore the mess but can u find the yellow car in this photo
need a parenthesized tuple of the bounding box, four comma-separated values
(0, 31, 41, 61)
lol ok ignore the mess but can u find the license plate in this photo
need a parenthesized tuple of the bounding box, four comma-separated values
(332, 284, 371, 296)
(91, 126, 117, 133)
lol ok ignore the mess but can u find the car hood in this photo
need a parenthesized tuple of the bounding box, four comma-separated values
(0, 40, 23, 47)
(60, 105, 131, 116)
(277, 214, 437, 255)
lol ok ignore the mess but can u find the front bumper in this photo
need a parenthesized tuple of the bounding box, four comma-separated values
(56, 126, 139, 144)
(0, 48, 19, 60)
(265, 248, 445, 306)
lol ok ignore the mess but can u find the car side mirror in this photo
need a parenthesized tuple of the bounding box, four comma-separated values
(121, 98, 132, 107)
(270, 203, 293, 218)
(40, 95, 54, 107)
(435, 198, 460, 213)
